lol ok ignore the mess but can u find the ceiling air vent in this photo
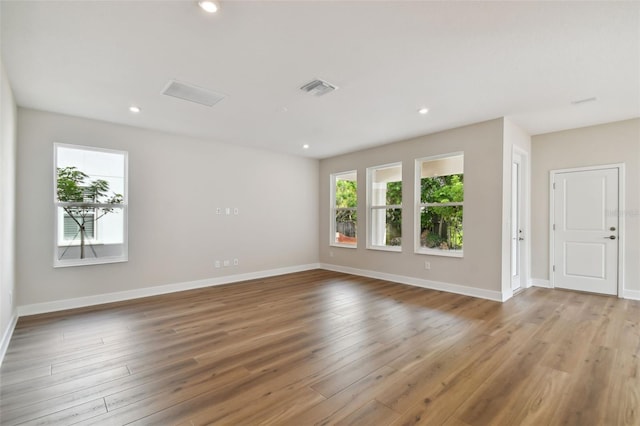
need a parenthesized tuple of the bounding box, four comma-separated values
(300, 79, 338, 97)
(162, 79, 226, 107)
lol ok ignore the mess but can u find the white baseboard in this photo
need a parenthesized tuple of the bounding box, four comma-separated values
(531, 278, 552, 288)
(0, 313, 18, 367)
(17, 263, 321, 317)
(320, 263, 505, 302)
(623, 289, 640, 300)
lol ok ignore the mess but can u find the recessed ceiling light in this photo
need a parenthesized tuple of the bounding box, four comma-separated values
(418, 107, 429, 115)
(302, 144, 310, 149)
(198, 1, 219, 13)
(129, 105, 141, 113)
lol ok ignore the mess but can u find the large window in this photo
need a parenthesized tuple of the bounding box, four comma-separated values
(416, 153, 464, 256)
(367, 162, 402, 251)
(330, 171, 357, 247)
(54, 144, 128, 267)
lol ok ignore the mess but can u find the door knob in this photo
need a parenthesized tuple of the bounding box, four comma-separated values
(605, 235, 616, 240)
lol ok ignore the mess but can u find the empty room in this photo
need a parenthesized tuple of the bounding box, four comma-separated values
(0, 1, 638, 425)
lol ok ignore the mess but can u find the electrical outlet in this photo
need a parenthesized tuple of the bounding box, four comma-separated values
(215, 260, 221, 268)
(223, 260, 230, 267)
(234, 207, 239, 215)
(216, 208, 222, 215)
(225, 208, 231, 215)
(424, 261, 431, 270)
(233, 258, 239, 266)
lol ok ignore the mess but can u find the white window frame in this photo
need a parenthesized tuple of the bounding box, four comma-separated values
(414, 152, 464, 258)
(367, 162, 402, 252)
(54, 143, 129, 267)
(330, 170, 358, 248)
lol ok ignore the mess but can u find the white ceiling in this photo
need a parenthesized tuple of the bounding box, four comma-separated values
(1, 1, 638, 159)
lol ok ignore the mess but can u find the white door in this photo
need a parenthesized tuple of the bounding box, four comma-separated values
(511, 158, 524, 291)
(552, 168, 619, 295)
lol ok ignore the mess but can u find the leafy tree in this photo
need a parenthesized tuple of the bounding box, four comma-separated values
(57, 166, 123, 259)
(335, 180, 357, 208)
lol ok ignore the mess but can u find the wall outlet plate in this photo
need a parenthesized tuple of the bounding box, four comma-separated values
(223, 260, 230, 267)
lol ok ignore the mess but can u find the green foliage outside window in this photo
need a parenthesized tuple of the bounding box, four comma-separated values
(420, 174, 463, 250)
(335, 179, 357, 239)
(386, 181, 402, 245)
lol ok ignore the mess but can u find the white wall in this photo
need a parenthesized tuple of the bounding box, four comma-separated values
(0, 62, 18, 359)
(531, 119, 640, 297)
(16, 109, 319, 308)
(319, 118, 508, 300)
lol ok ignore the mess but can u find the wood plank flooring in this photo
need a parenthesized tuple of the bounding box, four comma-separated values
(0, 270, 638, 425)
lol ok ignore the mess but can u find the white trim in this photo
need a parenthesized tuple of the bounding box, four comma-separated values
(548, 173, 555, 288)
(366, 245, 402, 253)
(415, 248, 463, 258)
(320, 263, 506, 302)
(17, 263, 320, 316)
(531, 278, 552, 288)
(549, 163, 625, 295)
(512, 146, 531, 292)
(329, 242, 357, 249)
(0, 314, 18, 367)
(623, 289, 640, 300)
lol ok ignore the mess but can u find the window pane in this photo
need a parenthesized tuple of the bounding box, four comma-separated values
(371, 164, 402, 206)
(371, 208, 402, 246)
(335, 175, 357, 208)
(335, 209, 357, 245)
(419, 205, 463, 250)
(421, 174, 464, 204)
(57, 207, 126, 261)
(386, 181, 402, 205)
(56, 146, 126, 201)
(420, 155, 463, 204)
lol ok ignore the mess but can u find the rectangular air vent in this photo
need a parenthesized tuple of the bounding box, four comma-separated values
(300, 79, 338, 96)
(162, 80, 226, 107)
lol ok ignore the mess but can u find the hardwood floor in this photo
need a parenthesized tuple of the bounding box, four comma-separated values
(0, 270, 638, 425)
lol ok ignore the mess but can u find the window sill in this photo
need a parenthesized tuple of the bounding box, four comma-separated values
(367, 245, 402, 252)
(330, 242, 357, 249)
(57, 241, 104, 247)
(415, 248, 463, 258)
(54, 255, 128, 268)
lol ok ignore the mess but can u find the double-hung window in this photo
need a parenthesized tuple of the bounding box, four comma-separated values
(416, 153, 464, 256)
(54, 143, 128, 267)
(330, 171, 358, 247)
(367, 162, 402, 251)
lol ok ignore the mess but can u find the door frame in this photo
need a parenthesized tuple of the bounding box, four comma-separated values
(511, 147, 530, 291)
(549, 163, 625, 296)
